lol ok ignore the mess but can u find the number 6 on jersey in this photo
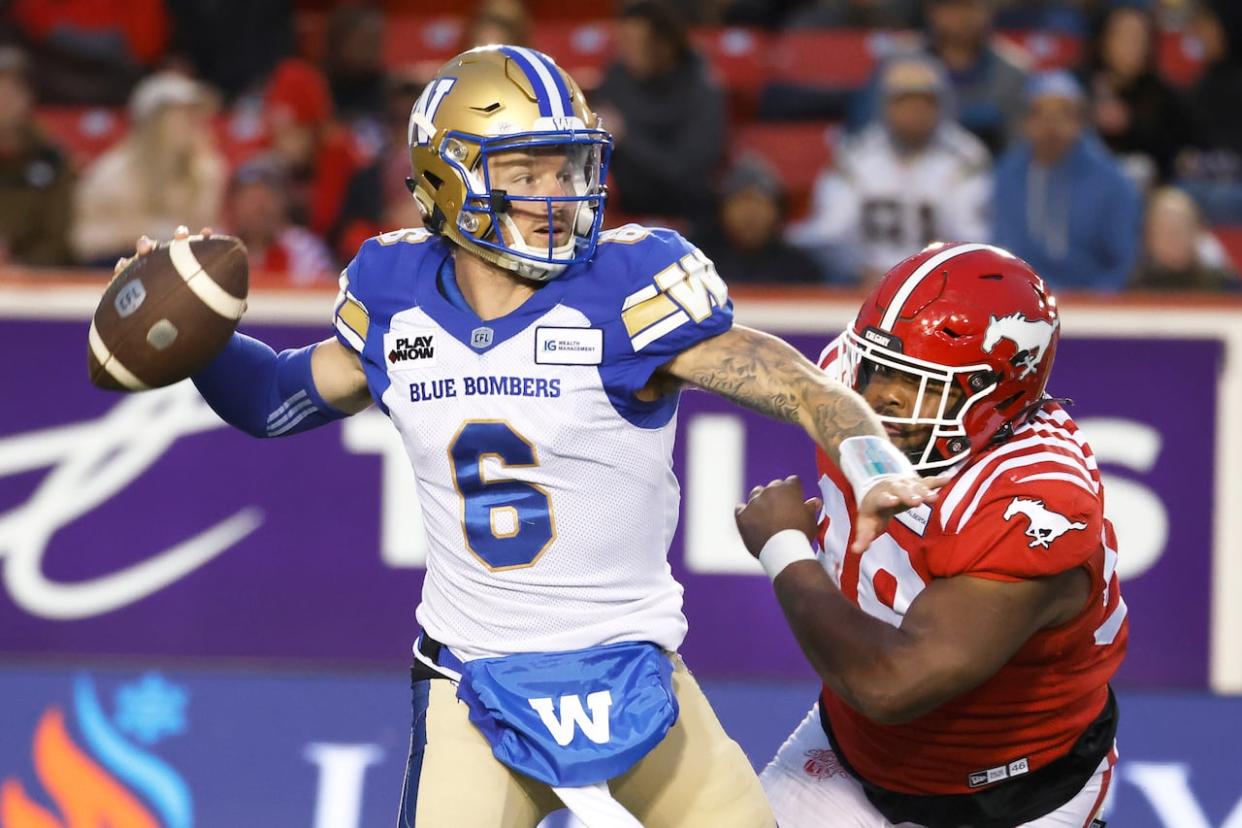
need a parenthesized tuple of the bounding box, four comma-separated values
(449, 420, 556, 570)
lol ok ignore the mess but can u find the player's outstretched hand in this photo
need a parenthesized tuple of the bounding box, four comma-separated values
(850, 475, 949, 554)
(734, 476, 822, 559)
(113, 225, 213, 275)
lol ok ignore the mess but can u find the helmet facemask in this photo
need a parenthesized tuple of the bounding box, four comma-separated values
(439, 128, 611, 281)
(836, 328, 998, 473)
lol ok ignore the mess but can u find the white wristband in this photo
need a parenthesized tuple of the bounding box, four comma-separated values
(838, 435, 916, 504)
(758, 529, 817, 582)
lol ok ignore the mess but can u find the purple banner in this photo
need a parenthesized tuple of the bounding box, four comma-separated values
(0, 318, 1219, 686)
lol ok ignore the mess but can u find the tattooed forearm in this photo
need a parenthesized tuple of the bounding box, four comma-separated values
(667, 326, 883, 464)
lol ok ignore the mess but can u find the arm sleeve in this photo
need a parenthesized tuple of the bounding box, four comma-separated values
(931, 481, 1102, 582)
(191, 334, 348, 439)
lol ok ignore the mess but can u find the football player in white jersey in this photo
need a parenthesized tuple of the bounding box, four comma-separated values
(123, 46, 940, 828)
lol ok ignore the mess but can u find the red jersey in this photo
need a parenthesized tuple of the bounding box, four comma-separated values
(815, 342, 1128, 796)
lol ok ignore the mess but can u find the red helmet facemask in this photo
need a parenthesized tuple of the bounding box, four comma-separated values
(830, 242, 1061, 472)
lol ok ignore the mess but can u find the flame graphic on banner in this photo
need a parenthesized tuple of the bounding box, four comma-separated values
(0, 707, 158, 827)
(0, 675, 192, 828)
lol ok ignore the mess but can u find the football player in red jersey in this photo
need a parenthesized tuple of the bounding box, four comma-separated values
(739, 242, 1127, 827)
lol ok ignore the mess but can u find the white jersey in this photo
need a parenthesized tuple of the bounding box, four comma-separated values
(791, 123, 991, 276)
(333, 225, 731, 661)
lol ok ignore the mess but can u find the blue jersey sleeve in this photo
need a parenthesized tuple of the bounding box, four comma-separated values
(595, 226, 733, 397)
(333, 252, 369, 354)
(333, 228, 437, 354)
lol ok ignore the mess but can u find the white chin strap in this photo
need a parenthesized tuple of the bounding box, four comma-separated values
(494, 212, 577, 281)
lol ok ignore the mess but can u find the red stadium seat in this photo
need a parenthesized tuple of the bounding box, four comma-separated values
(998, 30, 1080, 71)
(693, 27, 771, 93)
(384, 16, 465, 69)
(533, 21, 614, 89)
(35, 106, 127, 169)
(1159, 30, 1206, 88)
(768, 30, 920, 90)
(1212, 225, 1242, 272)
(732, 122, 838, 220)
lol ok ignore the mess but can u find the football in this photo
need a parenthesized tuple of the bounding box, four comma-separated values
(88, 235, 249, 391)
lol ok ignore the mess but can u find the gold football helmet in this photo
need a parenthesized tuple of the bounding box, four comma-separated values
(406, 46, 611, 280)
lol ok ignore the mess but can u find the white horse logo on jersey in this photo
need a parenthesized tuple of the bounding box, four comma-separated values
(982, 312, 1057, 379)
(1003, 498, 1087, 549)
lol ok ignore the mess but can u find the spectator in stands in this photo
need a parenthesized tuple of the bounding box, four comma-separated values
(71, 71, 224, 265)
(0, 47, 75, 266)
(262, 58, 365, 245)
(992, 71, 1141, 291)
(920, 0, 1030, 154)
(226, 157, 334, 285)
(844, 0, 1028, 153)
(460, 0, 532, 49)
(791, 54, 991, 284)
(165, 0, 294, 101)
(6, 0, 170, 105)
(1084, 2, 1193, 187)
(1178, 3, 1242, 223)
(335, 70, 426, 262)
(695, 154, 824, 284)
(592, 0, 726, 232)
(1131, 186, 1238, 291)
(1186, 3, 1242, 157)
(323, 4, 386, 125)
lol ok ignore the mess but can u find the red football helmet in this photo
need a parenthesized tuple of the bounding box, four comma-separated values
(833, 242, 1061, 472)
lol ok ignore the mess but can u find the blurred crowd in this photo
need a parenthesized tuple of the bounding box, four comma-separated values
(0, 0, 1240, 292)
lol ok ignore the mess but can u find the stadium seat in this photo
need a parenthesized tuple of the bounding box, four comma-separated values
(767, 30, 919, 90)
(384, 16, 465, 69)
(533, 21, 614, 89)
(731, 122, 837, 220)
(1158, 30, 1207, 87)
(35, 107, 127, 169)
(693, 27, 770, 94)
(1211, 225, 1242, 272)
(998, 30, 1081, 71)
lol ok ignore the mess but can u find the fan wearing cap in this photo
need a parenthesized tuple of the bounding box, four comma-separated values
(693, 154, 824, 285)
(738, 243, 1126, 827)
(262, 58, 365, 253)
(792, 54, 991, 285)
(71, 71, 224, 265)
(991, 70, 1141, 291)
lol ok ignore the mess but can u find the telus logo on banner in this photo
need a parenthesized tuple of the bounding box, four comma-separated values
(680, 413, 1169, 582)
(1110, 763, 1242, 828)
(0, 394, 1171, 617)
(0, 384, 262, 620)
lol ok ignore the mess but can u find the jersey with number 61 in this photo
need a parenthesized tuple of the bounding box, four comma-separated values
(332, 224, 729, 661)
(814, 337, 1128, 796)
